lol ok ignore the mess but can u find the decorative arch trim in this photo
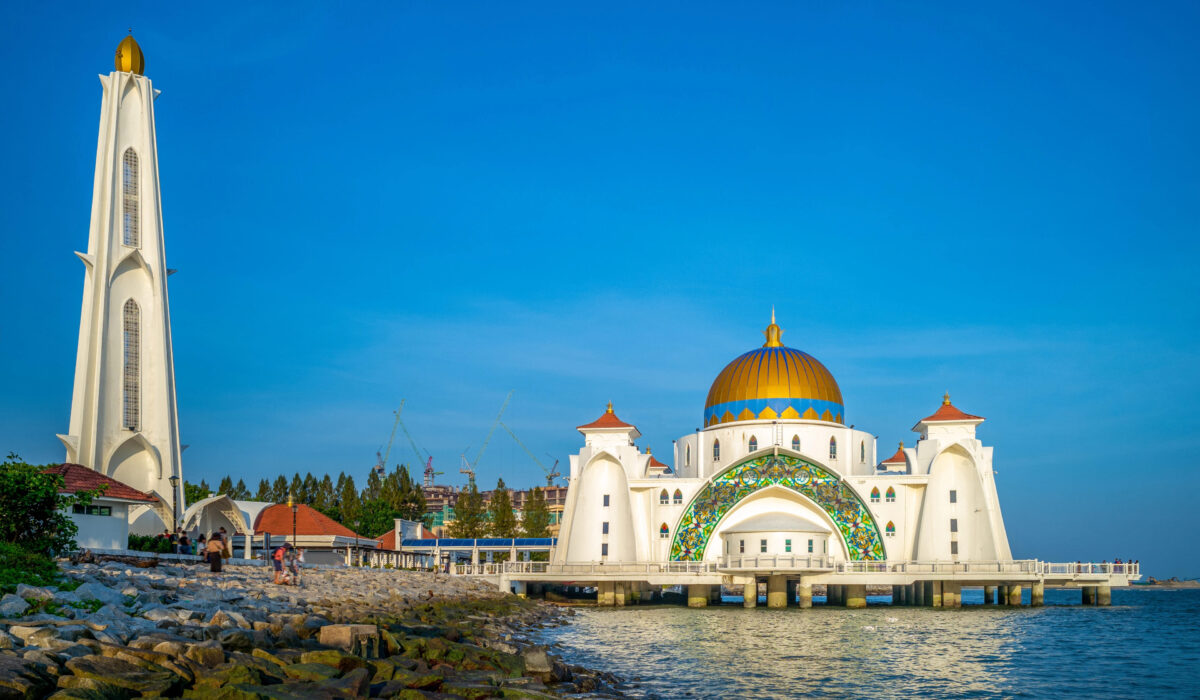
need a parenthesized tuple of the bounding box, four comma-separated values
(669, 453, 886, 561)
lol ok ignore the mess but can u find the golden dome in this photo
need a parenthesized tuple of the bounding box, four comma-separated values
(115, 34, 145, 75)
(704, 312, 844, 426)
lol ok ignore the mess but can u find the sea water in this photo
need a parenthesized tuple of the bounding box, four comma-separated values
(534, 588, 1200, 699)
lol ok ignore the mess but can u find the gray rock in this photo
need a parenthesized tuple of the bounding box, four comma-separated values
(522, 645, 554, 674)
(73, 583, 126, 607)
(15, 584, 55, 601)
(0, 630, 20, 649)
(0, 592, 30, 617)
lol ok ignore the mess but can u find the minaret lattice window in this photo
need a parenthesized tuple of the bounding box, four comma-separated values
(122, 299, 140, 430)
(122, 148, 139, 247)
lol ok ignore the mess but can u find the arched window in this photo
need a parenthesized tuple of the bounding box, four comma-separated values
(886, 521, 896, 537)
(659, 523, 669, 539)
(659, 489, 669, 505)
(748, 436, 758, 452)
(829, 437, 837, 460)
(860, 441, 865, 462)
(122, 299, 140, 430)
(886, 486, 896, 503)
(791, 435, 800, 452)
(712, 439, 720, 461)
(122, 148, 139, 247)
(870, 487, 880, 503)
(673, 489, 683, 505)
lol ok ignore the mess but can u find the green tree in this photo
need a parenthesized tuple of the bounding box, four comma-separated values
(231, 479, 250, 500)
(447, 481, 487, 539)
(289, 473, 303, 502)
(270, 475, 288, 503)
(338, 475, 361, 525)
(184, 481, 209, 505)
(396, 465, 426, 522)
(313, 474, 335, 516)
(356, 499, 399, 539)
(301, 473, 319, 503)
(0, 454, 100, 556)
(254, 479, 271, 501)
(488, 478, 518, 538)
(521, 486, 551, 538)
(363, 469, 382, 502)
(217, 476, 234, 495)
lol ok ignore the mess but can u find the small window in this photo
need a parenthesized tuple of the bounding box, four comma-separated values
(659, 489, 669, 505)
(72, 504, 112, 517)
(739, 540, 745, 554)
(760, 539, 767, 553)
(950, 541, 958, 556)
(886, 486, 896, 503)
(603, 494, 610, 507)
(791, 435, 800, 452)
(950, 518, 958, 533)
(829, 437, 837, 460)
(601, 543, 608, 557)
(785, 539, 792, 553)
(686, 445, 690, 466)
(807, 539, 814, 553)
(748, 436, 758, 452)
(949, 490, 957, 504)
(713, 439, 720, 461)
(660, 523, 669, 539)
(870, 487, 880, 503)
(602, 522, 609, 535)
(673, 489, 683, 505)
(886, 521, 896, 537)
(860, 441, 865, 462)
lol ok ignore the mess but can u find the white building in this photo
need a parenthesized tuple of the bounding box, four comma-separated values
(554, 313, 1012, 568)
(58, 35, 184, 535)
(47, 463, 159, 550)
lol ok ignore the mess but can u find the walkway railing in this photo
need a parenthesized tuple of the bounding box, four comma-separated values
(1041, 561, 1139, 576)
(720, 554, 835, 570)
(453, 561, 717, 576)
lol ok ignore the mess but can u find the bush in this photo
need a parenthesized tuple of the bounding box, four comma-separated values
(0, 542, 61, 594)
(0, 453, 103, 556)
(128, 534, 174, 553)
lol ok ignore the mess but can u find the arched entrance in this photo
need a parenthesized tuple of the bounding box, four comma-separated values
(669, 453, 886, 561)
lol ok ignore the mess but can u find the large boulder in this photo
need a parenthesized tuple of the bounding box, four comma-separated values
(73, 584, 126, 608)
(0, 594, 29, 618)
(65, 655, 180, 696)
(15, 585, 55, 602)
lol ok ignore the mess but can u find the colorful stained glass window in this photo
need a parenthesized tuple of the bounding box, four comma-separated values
(886, 521, 895, 536)
(749, 436, 758, 452)
(673, 489, 683, 505)
(713, 439, 720, 461)
(791, 435, 800, 452)
(660, 523, 669, 539)
(886, 486, 896, 503)
(829, 437, 837, 460)
(659, 489, 669, 505)
(870, 487, 880, 502)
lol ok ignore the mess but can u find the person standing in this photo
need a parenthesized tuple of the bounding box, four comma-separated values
(218, 527, 232, 560)
(206, 533, 224, 573)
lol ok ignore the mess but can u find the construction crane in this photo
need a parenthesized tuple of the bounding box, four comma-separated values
(396, 406, 430, 468)
(375, 401, 404, 475)
(459, 451, 476, 485)
(422, 457, 444, 489)
(470, 391, 513, 473)
(498, 421, 562, 487)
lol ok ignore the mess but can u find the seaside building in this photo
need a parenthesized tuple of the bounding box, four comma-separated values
(58, 34, 184, 536)
(46, 463, 158, 550)
(554, 312, 1011, 570)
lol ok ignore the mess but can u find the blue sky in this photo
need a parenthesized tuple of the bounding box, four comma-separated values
(1, 2, 1197, 575)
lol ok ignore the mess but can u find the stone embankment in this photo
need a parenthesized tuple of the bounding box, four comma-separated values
(0, 559, 621, 699)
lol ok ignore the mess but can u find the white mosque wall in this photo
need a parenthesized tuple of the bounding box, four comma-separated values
(674, 421, 879, 482)
(563, 452, 637, 562)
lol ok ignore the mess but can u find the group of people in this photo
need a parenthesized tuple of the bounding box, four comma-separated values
(272, 543, 305, 585)
(159, 528, 233, 572)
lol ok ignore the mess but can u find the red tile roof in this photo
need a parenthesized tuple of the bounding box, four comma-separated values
(44, 464, 156, 503)
(647, 449, 670, 469)
(917, 393, 984, 424)
(881, 443, 907, 465)
(377, 529, 397, 551)
(577, 402, 636, 431)
(253, 503, 368, 539)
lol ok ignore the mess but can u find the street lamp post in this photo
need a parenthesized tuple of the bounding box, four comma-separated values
(289, 494, 298, 549)
(168, 475, 180, 530)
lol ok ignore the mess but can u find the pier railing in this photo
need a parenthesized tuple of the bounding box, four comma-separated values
(453, 561, 716, 576)
(1040, 561, 1139, 576)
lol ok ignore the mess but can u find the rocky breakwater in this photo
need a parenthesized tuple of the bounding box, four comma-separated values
(0, 561, 620, 699)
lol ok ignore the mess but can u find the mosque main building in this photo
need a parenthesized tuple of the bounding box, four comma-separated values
(554, 313, 1013, 572)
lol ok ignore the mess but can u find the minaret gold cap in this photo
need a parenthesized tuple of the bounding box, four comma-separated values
(115, 32, 145, 75)
(606, 401, 614, 414)
(762, 307, 784, 348)
(943, 392, 952, 406)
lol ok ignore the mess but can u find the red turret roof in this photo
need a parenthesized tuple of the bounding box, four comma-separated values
(254, 503, 369, 539)
(881, 443, 907, 465)
(577, 402, 637, 431)
(44, 464, 157, 503)
(915, 393, 984, 426)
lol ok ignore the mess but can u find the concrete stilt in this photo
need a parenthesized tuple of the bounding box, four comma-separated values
(1008, 584, 1024, 606)
(687, 584, 709, 608)
(1031, 581, 1044, 607)
(845, 584, 867, 608)
(742, 580, 757, 608)
(797, 583, 813, 608)
(1097, 585, 1111, 606)
(931, 581, 943, 607)
(984, 585, 996, 605)
(943, 582, 961, 608)
(830, 585, 843, 606)
(598, 582, 615, 607)
(999, 584, 1009, 604)
(709, 585, 722, 605)
(766, 575, 788, 608)
(915, 581, 926, 606)
(512, 581, 527, 598)
(1082, 586, 1096, 605)
(614, 582, 627, 607)
(891, 585, 901, 605)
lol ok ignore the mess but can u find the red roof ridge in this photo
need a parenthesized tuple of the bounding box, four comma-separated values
(881, 442, 907, 465)
(577, 401, 636, 431)
(253, 503, 369, 540)
(44, 464, 156, 503)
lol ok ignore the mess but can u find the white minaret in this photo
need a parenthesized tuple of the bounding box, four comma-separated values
(58, 34, 182, 534)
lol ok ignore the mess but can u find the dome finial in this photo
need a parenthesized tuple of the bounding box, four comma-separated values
(943, 391, 951, 406)
(762, 309, 784, 348)
(606, 401, 613, 414)
(115, 32, 145, 75)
